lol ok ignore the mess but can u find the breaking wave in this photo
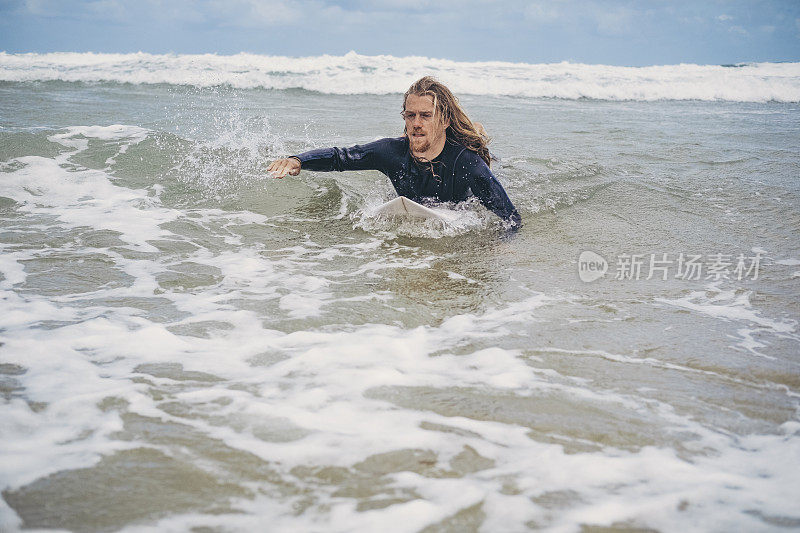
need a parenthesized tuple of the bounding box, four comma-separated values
(1, 51, 799, 102)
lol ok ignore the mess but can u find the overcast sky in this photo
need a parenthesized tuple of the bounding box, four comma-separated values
(1, 0, 798, 65)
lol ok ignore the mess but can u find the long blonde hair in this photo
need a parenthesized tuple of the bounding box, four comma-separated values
(403, 76, 492, 166)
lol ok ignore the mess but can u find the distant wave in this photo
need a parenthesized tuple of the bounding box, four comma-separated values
(1, 51, 799, 102)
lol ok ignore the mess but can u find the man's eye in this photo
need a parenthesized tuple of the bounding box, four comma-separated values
(421, 113, 432, 119)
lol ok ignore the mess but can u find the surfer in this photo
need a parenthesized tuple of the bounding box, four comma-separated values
(268, 76, 521, 226)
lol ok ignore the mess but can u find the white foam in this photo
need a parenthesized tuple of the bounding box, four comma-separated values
(0, 125, 175, 253)
(656, 286, 795, 334)
(0, 252, 28, 289)
(656, 285, 797, 359)
(50, 124, 149, 144)
(2, 271, 799, 530)
(2, 156, 176, 252)
(2, 51, 799, 102)
(446, 271, 476, 283)
(2, 119, 799, 531)
(0, 503, 21, 532)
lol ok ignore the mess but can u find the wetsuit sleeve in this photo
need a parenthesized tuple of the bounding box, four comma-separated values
(458, 151, 522, 226)
(291, 139, 390, 172)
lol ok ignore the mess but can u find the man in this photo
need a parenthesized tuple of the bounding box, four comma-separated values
(268, 76, 521, 226)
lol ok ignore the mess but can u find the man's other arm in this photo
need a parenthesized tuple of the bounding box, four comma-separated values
(460, 151, 521, 227)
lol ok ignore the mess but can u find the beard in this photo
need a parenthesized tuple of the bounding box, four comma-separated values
(411, 137, 430, 153)
(409, 131, 431, 153)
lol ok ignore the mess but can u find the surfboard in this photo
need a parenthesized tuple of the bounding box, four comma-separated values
(373, 196, 457, 222)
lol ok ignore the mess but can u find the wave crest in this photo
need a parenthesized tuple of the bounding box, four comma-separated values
(2, 51, 799, 102)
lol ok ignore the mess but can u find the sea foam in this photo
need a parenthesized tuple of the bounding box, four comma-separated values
(1, 51, 799, 102)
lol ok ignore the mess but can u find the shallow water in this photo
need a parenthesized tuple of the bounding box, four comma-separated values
(1, 75, 799, 532)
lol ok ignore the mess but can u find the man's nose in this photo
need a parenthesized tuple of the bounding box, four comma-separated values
(412, 115, 424, 126)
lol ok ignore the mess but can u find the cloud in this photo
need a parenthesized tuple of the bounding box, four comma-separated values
(346, 0, 438, 12)
(85, 0, 126, 20)
(524, 2, 561, 23)
(23, 0, 202, 22)
(5, 0, 799, 63)
(594, 6, 635, 36)
(24, 0, 74, 17)
(144, 0, 206, 24)
(521, 1, 646, 37)
(206, 0, 303, 26)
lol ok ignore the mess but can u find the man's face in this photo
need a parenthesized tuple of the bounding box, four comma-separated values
(404, 93, 448, 154)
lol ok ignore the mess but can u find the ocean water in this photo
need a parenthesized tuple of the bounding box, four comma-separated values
(1, 53, 799, 532)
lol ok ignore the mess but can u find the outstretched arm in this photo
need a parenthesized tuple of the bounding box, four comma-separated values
(268, 139, 393, 178)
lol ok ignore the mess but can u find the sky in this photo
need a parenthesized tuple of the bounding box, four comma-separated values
(1, 0, 798, 66)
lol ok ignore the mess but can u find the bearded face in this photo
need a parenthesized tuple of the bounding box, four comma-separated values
(403, 93, 449, 157)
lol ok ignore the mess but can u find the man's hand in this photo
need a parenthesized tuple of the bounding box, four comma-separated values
(268, 157, 301, 179)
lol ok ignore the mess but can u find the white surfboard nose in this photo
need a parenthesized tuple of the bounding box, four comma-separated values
(373, 196, 454, 221)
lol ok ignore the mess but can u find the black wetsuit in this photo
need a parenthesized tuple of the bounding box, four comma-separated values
(292, 136, 521, 225)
